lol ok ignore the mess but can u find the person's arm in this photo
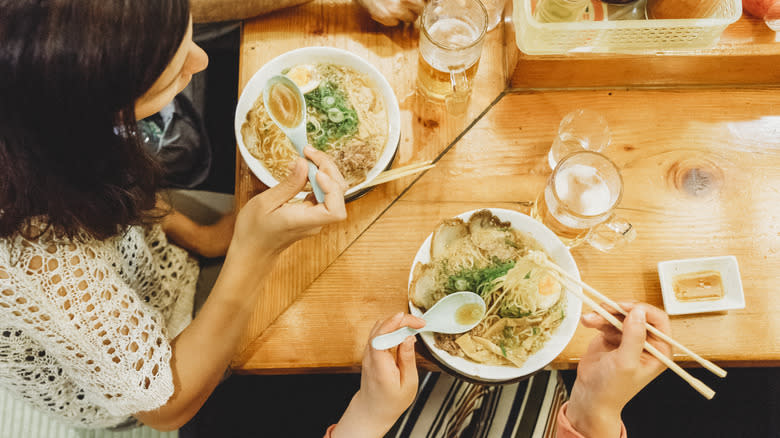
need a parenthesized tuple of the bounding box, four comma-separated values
(329, 313, 426, 438)
(190, 0, 312, 23)
(354, 0, 426, 26)
(559, 303, 672, 438)
(191, 0, 425, 27)
(136, 148, 348, 431)
(158, 200, 235, 259)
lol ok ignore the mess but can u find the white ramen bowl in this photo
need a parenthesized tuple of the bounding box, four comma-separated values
(408, 208, 582, 383)
(235, 47, 401, 200)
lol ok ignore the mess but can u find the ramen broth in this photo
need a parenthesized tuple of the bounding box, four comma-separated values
(267, 82, 303, 128)
(455, 303, 484, 325)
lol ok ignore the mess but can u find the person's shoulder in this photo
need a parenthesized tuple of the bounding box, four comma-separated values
(0, 222, 115, 279)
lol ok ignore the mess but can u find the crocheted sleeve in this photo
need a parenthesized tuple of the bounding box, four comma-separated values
(0, 238, 175, 418)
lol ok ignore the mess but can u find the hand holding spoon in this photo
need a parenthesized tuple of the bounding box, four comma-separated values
(371, 292, 486, 351)
(262, 75, 325, 203)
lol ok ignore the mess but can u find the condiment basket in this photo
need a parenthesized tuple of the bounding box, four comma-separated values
(513, 0, 742, 54)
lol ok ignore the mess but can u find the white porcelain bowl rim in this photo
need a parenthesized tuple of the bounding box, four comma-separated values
(234, 47, 401, 199)
(408, 208, 583, 382)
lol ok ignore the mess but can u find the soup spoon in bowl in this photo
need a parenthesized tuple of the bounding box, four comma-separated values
(262, 75, 325, 203)
(371, 291, 486, 351)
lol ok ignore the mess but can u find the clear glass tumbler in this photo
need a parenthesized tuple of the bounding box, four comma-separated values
(548, 109, 611, 169)
(481, 0, 506, 31)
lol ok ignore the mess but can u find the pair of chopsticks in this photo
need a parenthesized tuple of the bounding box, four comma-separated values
(363, 161, 435, 188)
(529, 251, 726, 400)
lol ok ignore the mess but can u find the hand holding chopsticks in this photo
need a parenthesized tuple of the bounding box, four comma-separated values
(540, 255, 727, 379)
(571, 284, 716, 400)
(528, 251, 723, 400)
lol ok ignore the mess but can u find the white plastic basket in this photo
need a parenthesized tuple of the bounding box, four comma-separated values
(513, 0, 742, 54)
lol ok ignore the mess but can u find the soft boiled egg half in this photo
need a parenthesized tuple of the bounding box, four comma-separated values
(284, 64, 320, 94)
(536, 272, 562, 311)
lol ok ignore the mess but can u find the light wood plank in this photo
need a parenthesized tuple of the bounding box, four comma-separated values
(233, 0, 510, 360)
(234, 87, 780, 371)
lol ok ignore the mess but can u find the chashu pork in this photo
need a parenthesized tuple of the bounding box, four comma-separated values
(467, 210, 521, 261)
(409, 262, 446, 311)
(430, 218, 469, 260)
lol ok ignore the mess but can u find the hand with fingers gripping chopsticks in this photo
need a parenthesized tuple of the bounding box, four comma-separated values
(566, 303, 671, 438)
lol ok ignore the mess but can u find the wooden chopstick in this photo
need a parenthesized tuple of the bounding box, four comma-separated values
(535, 254, 727, 379)
(363, 162, 435, 188)
(555, 275, 717, 400)
(376, 161, 433, 179)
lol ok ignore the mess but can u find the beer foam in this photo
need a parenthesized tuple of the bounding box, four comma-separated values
(554, 164, 612, 216)
(428, 18, 479, 48)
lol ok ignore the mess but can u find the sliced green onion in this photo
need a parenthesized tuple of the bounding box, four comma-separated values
(327, 108, 344, 123)
(322, 96, 336, 108)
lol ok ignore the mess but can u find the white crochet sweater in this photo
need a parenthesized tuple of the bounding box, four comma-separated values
(0, 223, 199, 428)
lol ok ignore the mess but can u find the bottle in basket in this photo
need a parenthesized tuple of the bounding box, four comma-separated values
(534, 0, 591, 22)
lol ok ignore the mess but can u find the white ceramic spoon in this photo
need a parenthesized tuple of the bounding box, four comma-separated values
(371, 291, 486, 351)
(262, 75, 325, 203)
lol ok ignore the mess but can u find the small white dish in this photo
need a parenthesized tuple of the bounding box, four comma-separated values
(657, 256, 745, 316)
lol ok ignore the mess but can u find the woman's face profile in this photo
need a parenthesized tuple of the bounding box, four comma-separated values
(134, 17, 208, 119)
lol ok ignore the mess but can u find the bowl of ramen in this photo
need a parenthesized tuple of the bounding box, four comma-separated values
(409, 208, 582, 382)
(235, 47, 401, 200)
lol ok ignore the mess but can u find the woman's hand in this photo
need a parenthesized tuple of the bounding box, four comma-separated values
(357, 0, 426, 26)
(566, 303, 672, 438)
(229, 146, 348, 260)
(333, 313, 426, 438)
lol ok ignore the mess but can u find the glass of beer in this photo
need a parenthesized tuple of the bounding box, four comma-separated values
(417, 0, 488, 102)
(531, 151, 636, 252)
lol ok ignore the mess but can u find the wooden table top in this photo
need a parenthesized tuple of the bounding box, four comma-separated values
(232, 1, 780, 373)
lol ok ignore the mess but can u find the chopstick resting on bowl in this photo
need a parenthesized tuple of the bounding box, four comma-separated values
(527, 251, 722, 400)
(363, 161, 435, 188)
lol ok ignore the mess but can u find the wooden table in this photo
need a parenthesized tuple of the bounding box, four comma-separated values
(232, 1, 780, 373)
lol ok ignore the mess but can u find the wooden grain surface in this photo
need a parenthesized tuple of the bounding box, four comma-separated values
(234, 87, 780, 372)
(233, 0, 510, 361)
(509, 14, 780, 88)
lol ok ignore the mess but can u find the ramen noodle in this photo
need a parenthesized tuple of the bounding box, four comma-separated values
(409, 210, 567, 368)
(241, 63, 389, 188)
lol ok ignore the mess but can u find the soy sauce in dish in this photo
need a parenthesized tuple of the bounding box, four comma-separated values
(672, 270, 724, 302)
(267, 82, 303, 128)
(455, 303, 484, 325)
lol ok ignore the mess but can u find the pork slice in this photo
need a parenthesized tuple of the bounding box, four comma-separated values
(430, 218, 469, 260)
(409, 262, 445, 311)
(468, 210, 519, 261)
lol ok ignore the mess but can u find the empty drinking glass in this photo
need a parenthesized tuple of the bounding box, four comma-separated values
(548, 109, 611, 169)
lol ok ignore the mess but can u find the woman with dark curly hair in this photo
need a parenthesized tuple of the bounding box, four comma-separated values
(0, 0, 348, 431)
